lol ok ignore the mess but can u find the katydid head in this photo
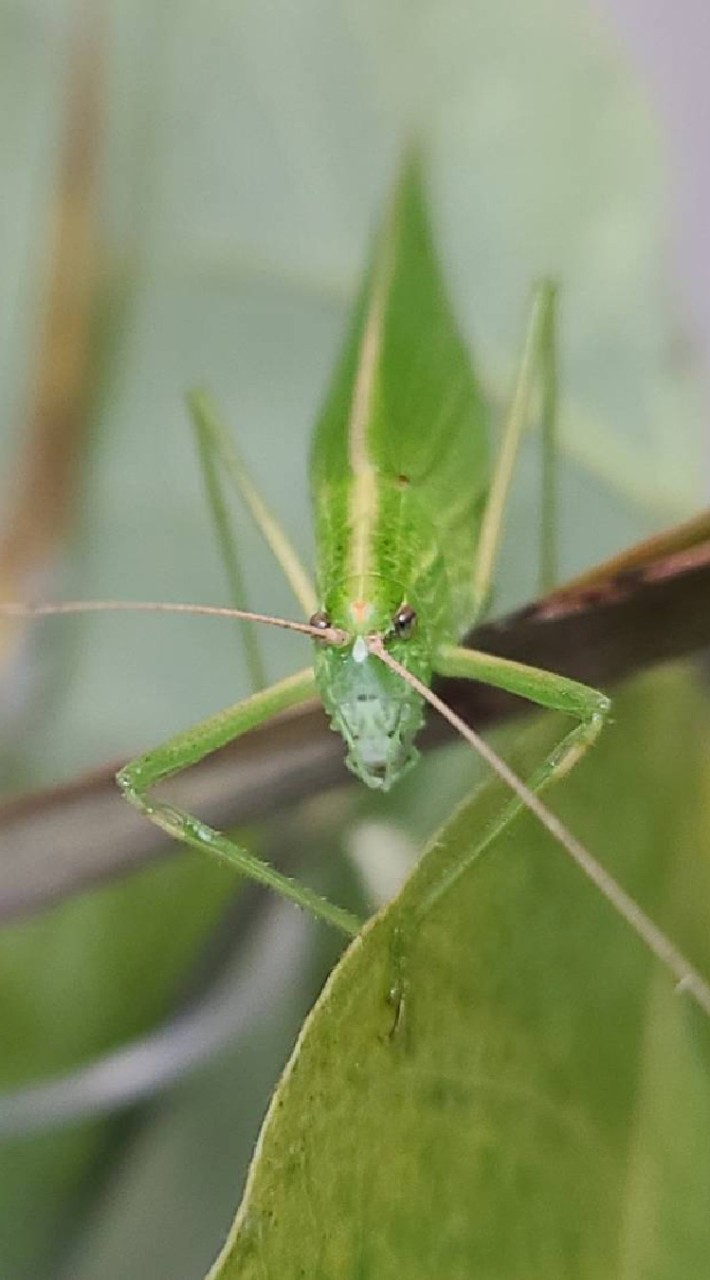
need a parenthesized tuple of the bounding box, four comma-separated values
(311, 577, 432, 791)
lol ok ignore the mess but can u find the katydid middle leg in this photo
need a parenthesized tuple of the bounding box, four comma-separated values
(116, 667, 361, 936)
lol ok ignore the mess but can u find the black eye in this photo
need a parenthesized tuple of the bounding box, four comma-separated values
(309, 610, 331, 636)
(392, 603, 417, 638)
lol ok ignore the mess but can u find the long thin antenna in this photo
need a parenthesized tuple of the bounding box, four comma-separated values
(368, 636, 710, 1021)
(0, 600, 347, 646)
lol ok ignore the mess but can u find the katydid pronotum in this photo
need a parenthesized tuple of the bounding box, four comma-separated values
(3, 159, 710, 1019)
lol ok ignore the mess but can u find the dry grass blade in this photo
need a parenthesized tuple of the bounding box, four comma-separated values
(0, 4, 102, 682)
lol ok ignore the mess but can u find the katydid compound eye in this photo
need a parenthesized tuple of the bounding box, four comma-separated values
(309, 610, 332, 634)
(392, 604, 417, 638)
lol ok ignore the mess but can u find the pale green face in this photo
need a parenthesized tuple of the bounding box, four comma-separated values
(312, 576, 432, 791)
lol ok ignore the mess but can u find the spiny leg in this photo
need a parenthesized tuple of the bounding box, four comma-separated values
(187, 389, 317, 616)
(116, 666, 361, 937)
(471, 280, 559, 621)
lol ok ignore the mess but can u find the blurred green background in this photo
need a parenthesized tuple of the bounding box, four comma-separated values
(0, 1, 707, 1277)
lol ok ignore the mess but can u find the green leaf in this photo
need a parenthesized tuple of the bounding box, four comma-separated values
(2, 2, 708, 1277)
(209, 669, 710, 1279)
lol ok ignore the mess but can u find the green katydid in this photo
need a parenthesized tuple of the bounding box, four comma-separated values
(3, 157, 710, 1018)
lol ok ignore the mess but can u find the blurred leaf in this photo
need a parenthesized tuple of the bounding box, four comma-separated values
(210, 669, 710, 1279)
(55, 918, 327, 1280)
(0, 1, 708, 1278)
(0, 851, 235, 1279)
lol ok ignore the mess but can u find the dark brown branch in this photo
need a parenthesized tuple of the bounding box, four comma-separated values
(1, 521, 709, 923)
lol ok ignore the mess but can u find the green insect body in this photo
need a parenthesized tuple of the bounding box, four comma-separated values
(311, 163, 488, 788)
(7, 154, 709, 1013)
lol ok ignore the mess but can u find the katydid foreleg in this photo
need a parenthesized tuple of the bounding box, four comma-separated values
(422, 644, 610, 912)
(371, 638, 710, 1019)
(115, 666, 361, 937)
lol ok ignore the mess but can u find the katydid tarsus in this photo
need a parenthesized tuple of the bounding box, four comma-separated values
(3, 159, 710, 1019)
